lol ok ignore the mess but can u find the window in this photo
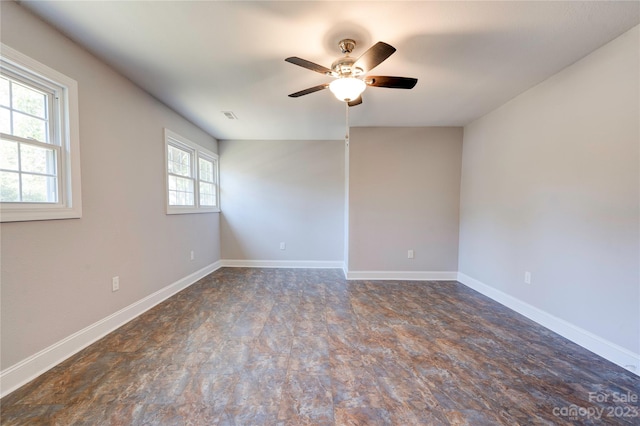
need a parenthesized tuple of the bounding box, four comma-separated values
(198, 155, 217, 207)
(165, 129, 219, 214)
(0, 44, 81, 222)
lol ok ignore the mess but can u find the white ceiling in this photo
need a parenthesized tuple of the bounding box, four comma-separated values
(19, 1, 640, 141)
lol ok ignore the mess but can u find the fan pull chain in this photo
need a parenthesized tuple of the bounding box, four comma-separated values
(345, 101, 350, 146)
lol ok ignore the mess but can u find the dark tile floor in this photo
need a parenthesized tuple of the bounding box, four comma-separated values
(1, 268, 638, 425)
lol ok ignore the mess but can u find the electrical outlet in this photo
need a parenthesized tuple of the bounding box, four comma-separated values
(408, 249, 414, 259)
(112, 276, 120, 292)
(524, 271, 532, 284)
(190, 250, 195, 261)
(280, 242, 286, 250)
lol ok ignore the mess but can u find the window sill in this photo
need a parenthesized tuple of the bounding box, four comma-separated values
(0, 204, 82, 222)
(166, 207, 220, 215)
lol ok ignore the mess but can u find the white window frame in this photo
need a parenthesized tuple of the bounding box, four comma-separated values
(164, 128, 219, 214)
(0, 44, 81, 222)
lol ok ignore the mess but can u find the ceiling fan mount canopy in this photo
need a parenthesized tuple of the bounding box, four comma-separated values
(285, 37, 417, 106)
(338, 38, 356, 55)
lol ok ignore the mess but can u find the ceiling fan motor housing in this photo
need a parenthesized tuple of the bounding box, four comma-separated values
(331, 57, 363, 78)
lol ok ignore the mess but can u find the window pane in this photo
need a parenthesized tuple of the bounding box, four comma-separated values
(199, 181, 214, 196)
(200, 181, 216, 206)
(180, 150, 190, 174)
(167, 145, 191, 177)
(12, 81, 47, 119)
(200, 194, 214, 206)
(178, 177, 187, 191)
(1, 139, 19, 170)
(0, 171, 19, 202)
(168, 175, 177, 191)
(168, 175, 194, 206)
(199, 158, 214, 182)
(0, 107, 10, 134)
(20, 143, 57, 175)
(21, 173, 57, 202)
(169, 189, 195, 206)
(185, 177, 194, 192)
(13, 111, 47, 142)
(0, 78, 9, 107)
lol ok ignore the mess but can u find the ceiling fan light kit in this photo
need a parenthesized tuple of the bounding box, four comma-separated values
(329, 77, 366, 102)
(285, 38, 417, 107)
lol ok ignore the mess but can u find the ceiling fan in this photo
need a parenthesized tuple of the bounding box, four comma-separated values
(285, 39, 417, 107)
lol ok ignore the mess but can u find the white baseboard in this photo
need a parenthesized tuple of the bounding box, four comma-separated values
(457, 272, 640, 376)
(346, 270, 458, 281)
(221, 259, 345, 269)
(0, 261, 223, 398)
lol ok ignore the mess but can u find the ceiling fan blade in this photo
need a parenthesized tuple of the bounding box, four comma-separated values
(288, 84, 330, 98)
(367, 76, 418, 89)
(285, 57, 332, 75)
(353, 42, 396, 73)
(348, 96, 363, 107)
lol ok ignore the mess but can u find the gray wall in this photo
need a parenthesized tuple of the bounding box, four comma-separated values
(459, 26, 639, 353)
(219, 140, 344, 262)
(348, 127, 463, 272)
(1, 2, 220, 369)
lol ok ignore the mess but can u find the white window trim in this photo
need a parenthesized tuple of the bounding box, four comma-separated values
(164, 129, 219, 214)
(0, 44, 81, 222)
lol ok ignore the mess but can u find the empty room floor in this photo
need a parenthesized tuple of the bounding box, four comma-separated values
(1, 268, 638, 425)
